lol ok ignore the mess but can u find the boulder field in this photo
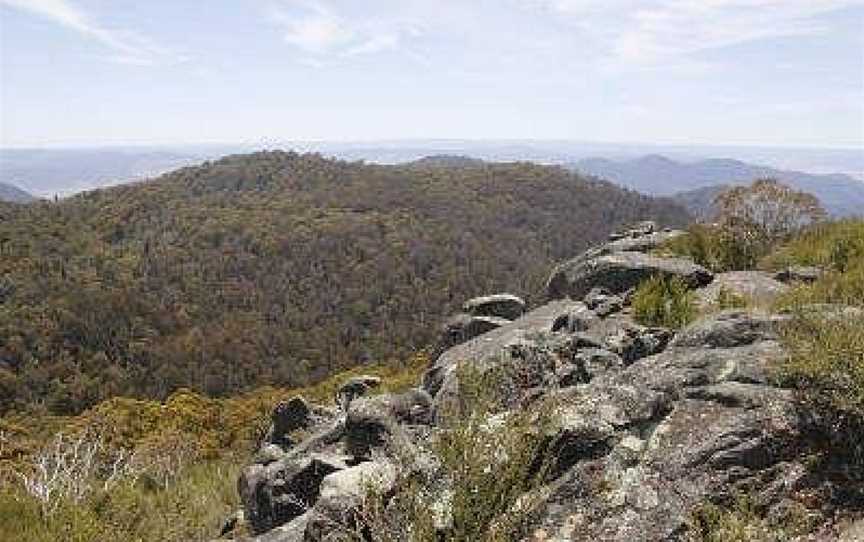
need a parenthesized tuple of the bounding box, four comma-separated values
(224, 222, 860, 541)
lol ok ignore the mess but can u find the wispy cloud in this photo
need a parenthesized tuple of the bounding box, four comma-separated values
(0, 0, 186, 66)
(266, 0, 421, 62)
(533, 0, 864, 65)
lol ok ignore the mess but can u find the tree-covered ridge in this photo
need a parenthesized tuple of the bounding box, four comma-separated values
(0, 151, 690, 415)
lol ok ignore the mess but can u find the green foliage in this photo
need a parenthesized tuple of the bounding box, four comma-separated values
(632, 275, 697, 329)
(771, 220, 864, 481)
(0, 355, 428, 541)
(771, 221, 864, 310)
(0, 152, 690, 416)
(0, 459, 241, 542)
(660, 223, 763, 272)
(763, 219, 864, 271)
(346, 366, 556, 541)
(779, 312, 864, 473)
(433, 367, 553, 541)
(662, 179, 827, 272)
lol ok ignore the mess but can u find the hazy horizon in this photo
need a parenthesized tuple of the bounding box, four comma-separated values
(2, 1, 863, 149)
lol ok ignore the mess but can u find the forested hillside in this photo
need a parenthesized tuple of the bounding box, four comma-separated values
(0, 151, 690, 415)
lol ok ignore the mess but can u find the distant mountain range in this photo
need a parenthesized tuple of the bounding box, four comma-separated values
(571, 155, 864, 217)
(3, 142, 861, 200)
(0, 181, 36, 203)
(0, 147, 226, 197)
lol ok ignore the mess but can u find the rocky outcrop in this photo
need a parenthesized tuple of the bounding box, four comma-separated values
(228, 223, 856, 542)
(546, 222, 713, 301)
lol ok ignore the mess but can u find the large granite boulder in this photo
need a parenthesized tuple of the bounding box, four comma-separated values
(547, 251, 713, 300)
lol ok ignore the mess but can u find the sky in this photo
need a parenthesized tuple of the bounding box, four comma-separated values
(0, 0, 863, 148)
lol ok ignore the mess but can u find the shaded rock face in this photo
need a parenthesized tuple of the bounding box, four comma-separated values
(435, 313, 510, 356)
(235, 224, 852, 542)
(335, 375, 382, 412)
(463, 293, 526, 321)
(239, 454, 350, 534)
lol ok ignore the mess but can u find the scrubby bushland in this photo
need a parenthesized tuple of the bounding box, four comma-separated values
(0, 151, 690, 416)
(779, 312, 864, 475)
(768, 220, 864, 494)
(661, 178, 826, 271)
(0, 356, 428, 542)
(631, 275, 697, 329)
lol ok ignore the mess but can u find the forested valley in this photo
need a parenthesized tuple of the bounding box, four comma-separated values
(0, 151, 691, 415)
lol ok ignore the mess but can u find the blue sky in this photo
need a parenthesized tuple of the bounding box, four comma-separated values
(1, 0, 862, 148)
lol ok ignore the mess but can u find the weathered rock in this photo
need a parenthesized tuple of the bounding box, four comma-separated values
(583, 287, 624, 318)
(671, 309, 787, 349)
(603, 229, 685, 254)
(255, 444, 288, 466)
(551, 305, 598, 333)
(696, 271, 790, 309)
(603, 324, 673, 364)
(424, 299, 584, 399)
(248, 512, 310, 542)
(239, 453, 350, 534)
(335, 375, 382, 411)
(266, 397, 312, 448)
(463, 293, 526, 321)
(345, 390, 431, 460)
(572, 348, 625, 380)
(774, 265, 823, 284)
(547, 251, 713, 300)
(525, 311, 801, 541)
(305, 461, 398, 541)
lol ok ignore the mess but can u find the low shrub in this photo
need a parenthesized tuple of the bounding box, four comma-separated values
(763, 219, 864, 272)
(0, 458, 241, 542)
(632, 275, 698, 329)
(343, 365, 557, 542)
(778, 312, 864, 475)
(687, 495, 810, 542)
(713, 286, 748, 311)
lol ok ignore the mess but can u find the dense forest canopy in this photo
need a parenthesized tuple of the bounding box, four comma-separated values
(0, 151, 690, 415)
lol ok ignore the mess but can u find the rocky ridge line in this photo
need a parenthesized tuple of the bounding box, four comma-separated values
(225, 221, 861, 542)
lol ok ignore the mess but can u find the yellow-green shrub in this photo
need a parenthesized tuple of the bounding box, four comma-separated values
(687, 495, 810, 542)
(632, 275, 697, 329)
